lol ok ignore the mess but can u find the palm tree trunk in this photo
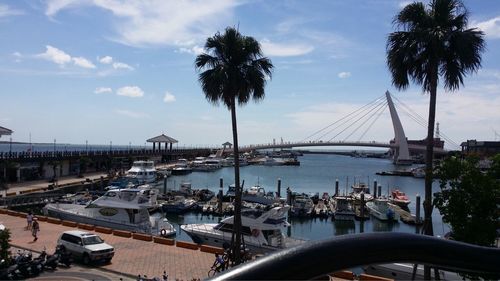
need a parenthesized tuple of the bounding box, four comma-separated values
(230, 97, 242, 265)
(424, 74, 437, 237)
(423, 69, 437, 280)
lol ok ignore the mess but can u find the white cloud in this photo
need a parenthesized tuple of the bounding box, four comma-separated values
(261, 39, 314, 57)
(36, 45, 72, 66)
(114, 109, 149, 118)
(72, 56, 96, 69)
(116, 86, 144, 98)
(36, 45, 95, 69)
(112, 62, 134, 70)
(163, 91, 176, 103)
(45, 0, 238, 48)
(474, 16, 500, 39)
(338, 72, 351, 79)
(12, 52, 22, 62)
(99, 56, 113, 64)
(177, 45, 204, 55)
(94, 87, 112, 94)
(0, 4, 24, 17)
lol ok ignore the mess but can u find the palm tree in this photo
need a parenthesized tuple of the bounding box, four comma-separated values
(196, 27, 273, 264)
(387, 0, 484, 236)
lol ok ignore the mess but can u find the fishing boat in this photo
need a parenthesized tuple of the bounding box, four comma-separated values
(43, 186, 176, 236)
(161, 196, 198, 214)
(313, 199, 329, 218)
(390, 189, 411, 208)
(366, 198, 400, 221)
(350, 182, 373, 202)
(180, 206, 305, 254)
(290, 193, 314, 218)
(331, 196, 356, 221)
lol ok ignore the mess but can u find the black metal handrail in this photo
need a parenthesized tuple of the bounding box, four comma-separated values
(209, 232, 500, 280)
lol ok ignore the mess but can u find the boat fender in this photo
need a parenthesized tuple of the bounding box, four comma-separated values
(161, 228, 167, 236)
(251, 229, 260, 237)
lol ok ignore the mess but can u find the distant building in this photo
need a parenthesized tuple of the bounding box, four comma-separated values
(0, 126, 13, 139)
(390, 137, 445, 161)
(460, 140, 500, 157)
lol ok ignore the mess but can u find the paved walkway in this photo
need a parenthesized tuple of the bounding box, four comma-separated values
(0, 214, 213, 280)
(3, 172, 108, 195)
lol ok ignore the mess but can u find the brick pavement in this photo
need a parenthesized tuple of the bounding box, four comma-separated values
(0, 213, 214, 280)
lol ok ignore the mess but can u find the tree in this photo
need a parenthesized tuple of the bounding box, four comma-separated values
(196, 27, 273, 264)
(0, 228, 11, 264)
(434, 155, 500, 247)
(387, 0, 485, 240)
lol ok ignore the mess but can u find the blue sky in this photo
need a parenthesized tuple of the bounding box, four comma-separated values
(1, 0, 500, 149)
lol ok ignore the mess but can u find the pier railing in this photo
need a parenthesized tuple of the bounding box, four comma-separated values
(208, 232, 500, 280)
(0, 148, 213, 161)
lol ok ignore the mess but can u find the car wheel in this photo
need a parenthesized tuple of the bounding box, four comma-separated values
(82, 253, 91, 265)
(104, 258, 112, 264)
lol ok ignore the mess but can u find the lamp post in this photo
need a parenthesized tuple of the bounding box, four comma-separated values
(109, 141, 112, 152)
(53, 139, 56, 156)
(85, 140, 88, 153)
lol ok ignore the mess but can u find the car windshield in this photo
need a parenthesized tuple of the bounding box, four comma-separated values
(82, 236, 104, 245)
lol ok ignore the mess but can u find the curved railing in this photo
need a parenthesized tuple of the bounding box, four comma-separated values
(209, 232, 500, 280)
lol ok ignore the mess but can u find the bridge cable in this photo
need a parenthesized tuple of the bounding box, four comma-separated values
(318, 97, 387, 142)
(343, 100, 388, 142)
(391, 95, 461, 149)
(313, 96, 387, 141)
(327, 98, 388, 142)
(300, 94, 385, 142)
(394, 97, 461, 149)
(358, 102, 388, 142)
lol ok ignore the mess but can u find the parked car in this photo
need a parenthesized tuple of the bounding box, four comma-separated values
(57, 230, 114, 264)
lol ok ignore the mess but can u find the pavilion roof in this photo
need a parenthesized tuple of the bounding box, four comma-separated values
(147, 134, 178, 143)
(0, 126, 13, 136)
(222, 142, 232, 145)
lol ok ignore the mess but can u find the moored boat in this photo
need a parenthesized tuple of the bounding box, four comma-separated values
(331, 196, 356, 221)
(125, 160, 159, 184)
(390, 189, 411, 208)
(43, 186, 176, 237)
(366, 197, 400, 221)
(180, 206, 305, 254)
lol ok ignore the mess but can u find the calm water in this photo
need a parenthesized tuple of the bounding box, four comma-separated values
(164, 154, 448, 242)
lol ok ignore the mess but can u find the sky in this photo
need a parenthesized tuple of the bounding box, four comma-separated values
(1, 0, 500, 149)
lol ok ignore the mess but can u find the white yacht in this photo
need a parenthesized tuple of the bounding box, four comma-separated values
(125, 160, 158, 184)
(43, 187, 176, 237)
(180, 206, 304, 254)
(246, 185, 266, 197)
(366, 197, 400, 221)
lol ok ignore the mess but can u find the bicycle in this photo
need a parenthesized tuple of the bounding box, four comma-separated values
(207, 265, 222, 277)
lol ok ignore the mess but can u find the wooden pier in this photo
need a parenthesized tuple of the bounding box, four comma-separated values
(389, 203, 422, 225)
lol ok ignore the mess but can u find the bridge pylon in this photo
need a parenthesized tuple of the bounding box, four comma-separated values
(386, 91, 412, 165)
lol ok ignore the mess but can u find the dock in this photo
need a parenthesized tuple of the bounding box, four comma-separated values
(0, 211, 214, 280)
(388, 203, 422, 225)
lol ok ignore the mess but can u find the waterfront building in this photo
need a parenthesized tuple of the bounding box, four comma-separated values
(460, 139, 500, 157)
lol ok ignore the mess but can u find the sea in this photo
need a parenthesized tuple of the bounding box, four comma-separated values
(1, 143, 448, 242)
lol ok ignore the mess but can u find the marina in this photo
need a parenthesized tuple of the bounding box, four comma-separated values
(3, 153, 441, 246)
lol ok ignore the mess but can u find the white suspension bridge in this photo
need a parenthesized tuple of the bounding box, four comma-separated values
(237, 91, 458, 164)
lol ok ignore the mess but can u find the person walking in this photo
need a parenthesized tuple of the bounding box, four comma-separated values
(26, 212, 33, 230)
(31, 217, 40, 241)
